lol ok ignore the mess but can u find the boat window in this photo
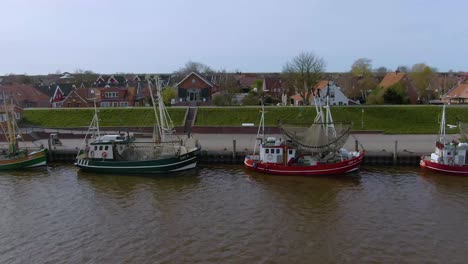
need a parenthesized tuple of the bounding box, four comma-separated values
(94, 146, 97, 151)
(105, 146, 109, 150)
(265, 149, 269, 154)
(276, 149, 280, 154)
(289, 150, 293, 155)
(99, 146, 103, 151)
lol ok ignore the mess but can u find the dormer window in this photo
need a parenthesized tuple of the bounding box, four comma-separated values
(192, 79, 196, 84)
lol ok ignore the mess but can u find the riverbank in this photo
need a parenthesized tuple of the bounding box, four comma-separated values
(14, 133, 451, 166)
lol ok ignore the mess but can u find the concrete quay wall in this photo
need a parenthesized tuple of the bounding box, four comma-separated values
(25, 132, 452, 166)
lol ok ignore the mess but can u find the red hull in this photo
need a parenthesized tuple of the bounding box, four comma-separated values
(244, 151, 365, 176)
(420, 158, 468, 176)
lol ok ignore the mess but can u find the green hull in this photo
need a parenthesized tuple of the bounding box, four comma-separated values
(75, 148, 200, 174)
(0, 149, 48, 170)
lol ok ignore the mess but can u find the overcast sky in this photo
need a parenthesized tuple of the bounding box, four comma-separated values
(1, 0, 467, 75)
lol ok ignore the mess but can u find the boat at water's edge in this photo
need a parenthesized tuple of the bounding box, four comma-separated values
(74, 77, 201, 175)
(420, 104, 468, 176)
(244, 84, 365, 176)
(244, 150, 365, 176)
(0, 149, 48, 170)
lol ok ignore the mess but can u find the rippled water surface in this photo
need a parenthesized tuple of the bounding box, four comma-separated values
(1, 165, 468, 263)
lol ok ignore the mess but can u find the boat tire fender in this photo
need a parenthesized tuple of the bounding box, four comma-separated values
(102, 152, 108, 158)
(253, 162, 257, 168)
(267, 154, 273, 159)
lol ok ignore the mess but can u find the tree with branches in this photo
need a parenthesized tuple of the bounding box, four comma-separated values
(176, 61, 214, 76)
(282, 52, 325, 105)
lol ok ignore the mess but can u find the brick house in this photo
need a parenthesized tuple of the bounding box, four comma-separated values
(262, 77, 290, 101)
(175, 72, 214, 104)
(98, 87, 133, 107)
(0, 84, 50, 108)
(442, 83, 468, 104)
(61, 88, 94, 107)
(378, 71, 419, 104)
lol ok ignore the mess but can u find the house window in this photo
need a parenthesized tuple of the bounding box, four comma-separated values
(77, 103, 81, 108)
(100, 102, 110, 107)
(105, 92, 119, 98)
(192, 78, 196, 84)
(120, 101, 128, 107)
(112, 102, 118, 107)
(67, 103, 71, 107)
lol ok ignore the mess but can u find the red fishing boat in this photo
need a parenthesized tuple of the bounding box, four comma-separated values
(420, 105, 468, 176)
(244, 92, 365, 176)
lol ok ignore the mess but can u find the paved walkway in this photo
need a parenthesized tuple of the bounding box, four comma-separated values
(14, 133, 460, 155)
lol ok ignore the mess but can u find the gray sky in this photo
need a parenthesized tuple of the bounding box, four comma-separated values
(1, 0, 467, 75)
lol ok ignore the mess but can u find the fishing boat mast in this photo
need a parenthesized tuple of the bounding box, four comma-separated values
(148, 76, 175, 143)
(253, 97, 266, 156)
(439, 104, 447, 144)
(2, 91, 17, 155)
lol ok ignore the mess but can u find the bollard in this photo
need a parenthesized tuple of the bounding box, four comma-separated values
(393, 140, 398, 165)
(232, 140, 236, 161)
(47, 136, 53, 162)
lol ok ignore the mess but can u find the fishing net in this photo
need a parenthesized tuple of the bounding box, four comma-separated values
(280, 121, 352, 153)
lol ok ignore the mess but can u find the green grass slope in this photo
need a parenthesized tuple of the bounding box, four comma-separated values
(195, 106, 468, 134)
(22, 107, 187, 127)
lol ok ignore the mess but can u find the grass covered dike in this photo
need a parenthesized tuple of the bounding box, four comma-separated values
(22, 105, 468, 134)
(195, 105, 468, 134)
(22, 107, 187, 128)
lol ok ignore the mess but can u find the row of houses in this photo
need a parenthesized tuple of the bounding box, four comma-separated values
(0, 71, 467, 110)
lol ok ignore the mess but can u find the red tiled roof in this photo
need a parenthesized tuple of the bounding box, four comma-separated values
(444, 83, 468, 99)
(379, 72, 406, 88)
(314, 80, 329, 90)
(1, 84, 50, 107)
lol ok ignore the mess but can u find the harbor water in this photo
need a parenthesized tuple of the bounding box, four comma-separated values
(1, 165, 468, 263)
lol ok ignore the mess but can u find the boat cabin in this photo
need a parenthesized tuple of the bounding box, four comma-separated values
(260, 137, 297, 164)
(432, 142, 468, 165)
(87, 133, 133, 160)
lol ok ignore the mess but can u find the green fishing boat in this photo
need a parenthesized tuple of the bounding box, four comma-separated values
(75, 77, 201, 174)
(0, 92, 47, 170)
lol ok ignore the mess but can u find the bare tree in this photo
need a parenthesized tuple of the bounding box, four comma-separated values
(283, 52, 325, 105)
(176, 61, 214, 76)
